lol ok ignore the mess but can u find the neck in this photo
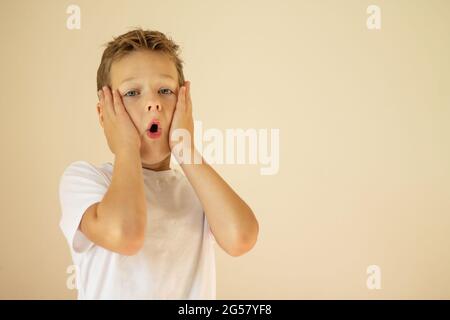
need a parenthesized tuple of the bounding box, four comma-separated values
(141, 153, 171, 171)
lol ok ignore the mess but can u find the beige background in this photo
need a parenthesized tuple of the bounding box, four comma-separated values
(1, 0, 449, 299)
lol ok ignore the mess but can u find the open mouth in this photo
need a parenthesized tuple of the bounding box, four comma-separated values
(147, 119, 162, 139)
(149, 123, 158, 133)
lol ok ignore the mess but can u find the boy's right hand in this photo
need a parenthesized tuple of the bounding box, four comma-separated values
(98, 86, 142, 156)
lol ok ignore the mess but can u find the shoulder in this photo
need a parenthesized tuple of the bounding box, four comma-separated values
(62, 160, 97, 172)
(60, 160, 97, 178)
(59, 160, 111, 186)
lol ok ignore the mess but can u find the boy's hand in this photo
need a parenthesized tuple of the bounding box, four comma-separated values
(98, 86, 142, 156)
(169, 81, 194, 152)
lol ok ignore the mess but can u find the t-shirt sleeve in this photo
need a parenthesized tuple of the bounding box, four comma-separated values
(58, 161, 110, 254)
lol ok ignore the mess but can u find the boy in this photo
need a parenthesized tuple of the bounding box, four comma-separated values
(58, 28, 259, 299)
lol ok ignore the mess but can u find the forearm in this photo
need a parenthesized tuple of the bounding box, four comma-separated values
(179, 148, 259, 254)
(98, 148, 147, 241)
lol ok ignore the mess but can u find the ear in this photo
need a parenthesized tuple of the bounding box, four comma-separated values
(96, 103, 104, 129)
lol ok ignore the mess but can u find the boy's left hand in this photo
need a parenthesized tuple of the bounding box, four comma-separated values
(169, 81, 195, 152)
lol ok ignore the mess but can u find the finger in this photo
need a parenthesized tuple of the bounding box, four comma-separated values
(186, 81, 192, 112)
(113, 89, 139, 127)
(112, 89, 125, 115)
(103, 86, 116, 115)
(177, 85, 186, 111)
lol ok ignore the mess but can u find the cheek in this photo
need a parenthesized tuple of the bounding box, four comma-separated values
(122, 105, 140, 125)
(122, 98, 141, 115)
(167, 108, 176, 121)
(164, 102, 176, 114)
(120, 99, 131, 113)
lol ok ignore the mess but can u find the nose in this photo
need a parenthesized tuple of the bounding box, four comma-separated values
(147, 103, 162, 112)
(145, 93, 163, 112)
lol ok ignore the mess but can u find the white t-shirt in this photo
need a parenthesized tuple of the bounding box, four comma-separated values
(58, 160, 216, 300)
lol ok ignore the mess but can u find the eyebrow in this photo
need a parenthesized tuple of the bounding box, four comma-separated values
(120, 74, 176, 85)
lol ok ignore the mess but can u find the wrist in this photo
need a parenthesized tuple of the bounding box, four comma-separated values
(115, 146, 141, 159)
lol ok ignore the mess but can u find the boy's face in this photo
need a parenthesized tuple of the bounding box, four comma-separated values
(98, 49, 180, 165)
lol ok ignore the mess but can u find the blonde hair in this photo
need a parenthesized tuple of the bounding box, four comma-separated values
(96, 28, 185, 91)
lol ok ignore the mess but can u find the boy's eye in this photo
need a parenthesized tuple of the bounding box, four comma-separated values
(159, 88, 173, 95)
(124, 90, 139, 97)
(123, 88, 173, 97)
